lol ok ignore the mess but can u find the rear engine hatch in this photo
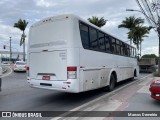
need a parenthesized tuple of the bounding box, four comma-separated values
(29, 50, 67, 81)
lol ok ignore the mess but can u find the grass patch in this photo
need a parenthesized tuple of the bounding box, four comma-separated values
(2, 67, 7, 73)
(153, 71, 160, 77)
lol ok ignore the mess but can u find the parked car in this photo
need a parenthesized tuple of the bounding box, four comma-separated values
(13, 61, 27, 72)
(149, 80, 160, 100)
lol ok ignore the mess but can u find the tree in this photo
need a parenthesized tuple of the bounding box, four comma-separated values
(14, 19, 28, 61)
(88, 16, 107, 28)
(129, 25, 149, 56)
(118, 16, 144, 45)
(142, 54, 158, 58)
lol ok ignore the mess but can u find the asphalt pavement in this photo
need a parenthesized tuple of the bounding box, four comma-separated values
(55, 75, 160, 120)
(0, 66, 155, 120)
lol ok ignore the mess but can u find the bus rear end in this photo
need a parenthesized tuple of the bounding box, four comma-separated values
(27, 15, 80, 93)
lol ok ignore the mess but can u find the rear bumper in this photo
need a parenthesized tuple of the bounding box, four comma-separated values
(150, 92, 160, 100)
(150, 87, 160, 100)
(14, 68, 26, 71)
(27, 79, 79, 93)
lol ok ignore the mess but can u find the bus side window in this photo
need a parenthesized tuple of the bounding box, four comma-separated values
(79, 23, 90, 49)
(124, 44, 127, 56)
(105, 35, 111, 52)
(134, 48, 136, 57)
(89, 27, 98, 50)
(130, 47, 133, 57)
(121, 42, 125, 56)
(116, 40, 121, 55)
(128, 46, 130, 57)
(99, 31, 105, 51)
(111, 38, 116, 54)
(132, 47, 134, 57)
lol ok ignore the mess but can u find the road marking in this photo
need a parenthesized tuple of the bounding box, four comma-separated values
(137, 85, 150, 94)
(1, 66, 13, 78)
(51, 74, 152, 120)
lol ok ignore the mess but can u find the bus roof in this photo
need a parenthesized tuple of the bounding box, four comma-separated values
(31, 14, 134, 48)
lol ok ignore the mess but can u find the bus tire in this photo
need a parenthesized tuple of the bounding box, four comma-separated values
(134, 69, 137, 77)
(108, 74, 116, 92)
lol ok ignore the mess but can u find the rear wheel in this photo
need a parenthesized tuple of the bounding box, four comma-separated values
(130, 70, 136, 80)
(134, 70, 137, 77)
(108, 74, 116, 92)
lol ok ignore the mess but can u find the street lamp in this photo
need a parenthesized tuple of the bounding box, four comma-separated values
(126, 9, 157, 25)
(9, 37, 12, 64)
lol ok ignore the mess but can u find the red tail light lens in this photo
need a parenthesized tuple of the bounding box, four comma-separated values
(26, 66, 29, 70)
(26, 66, 29, 77)
(67, 67, 77, 79)
(67, 67, 77, 71)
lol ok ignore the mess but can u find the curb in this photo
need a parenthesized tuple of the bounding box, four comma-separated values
(51, 74, 152, 120)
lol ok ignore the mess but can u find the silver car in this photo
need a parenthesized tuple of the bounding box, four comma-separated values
(13, 61, 27, 72)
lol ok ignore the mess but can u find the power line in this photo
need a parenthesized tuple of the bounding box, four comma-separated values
(136, 0, 154, 26)
(145, 0, 157, 24)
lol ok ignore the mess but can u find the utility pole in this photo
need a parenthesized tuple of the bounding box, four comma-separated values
(10, 37, 12, 64)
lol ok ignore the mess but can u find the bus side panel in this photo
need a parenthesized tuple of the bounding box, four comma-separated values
(114, 57, 137, 82)
(81, 69, 100, 91)
(79, 47, 138, 92)
(79, 49, 113, 92)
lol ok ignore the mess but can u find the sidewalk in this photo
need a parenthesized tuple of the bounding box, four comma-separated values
(53, 74, 160, 120)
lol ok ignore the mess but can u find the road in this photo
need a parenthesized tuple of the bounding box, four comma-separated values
(0, 67, 151, 119)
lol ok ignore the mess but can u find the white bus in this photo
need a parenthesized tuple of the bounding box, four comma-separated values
(27, 14, 139, 93)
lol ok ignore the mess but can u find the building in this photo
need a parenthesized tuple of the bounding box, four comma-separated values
(0, 50, 26, 63)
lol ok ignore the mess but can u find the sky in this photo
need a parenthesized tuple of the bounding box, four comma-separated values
(0, 0, 158, 56)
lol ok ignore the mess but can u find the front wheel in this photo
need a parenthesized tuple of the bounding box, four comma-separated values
(108, 74, 116, 92)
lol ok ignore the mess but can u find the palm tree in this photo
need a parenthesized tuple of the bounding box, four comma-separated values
(129, 26, 149, 56)
(14, 19, 28, 61)
(118, 16, 144, 45)
(88, 16, 107, 28)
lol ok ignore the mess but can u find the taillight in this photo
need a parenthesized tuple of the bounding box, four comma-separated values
(67, 67, 77, 79)
(26, 66, 29, 77)
(26, 66, 29, 70)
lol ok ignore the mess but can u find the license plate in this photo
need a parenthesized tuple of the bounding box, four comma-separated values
(42, 76, 50, 80)
(155, 94, 160, 96)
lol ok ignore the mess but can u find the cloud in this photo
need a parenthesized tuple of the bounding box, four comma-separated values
(0, 22, 27, 52)
(35, 0, 52, 7)
(142, 46, 158, 56)
(0, 0, 159, 55)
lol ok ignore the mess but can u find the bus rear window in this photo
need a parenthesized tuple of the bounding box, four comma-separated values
(30, 20, 69, 48)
